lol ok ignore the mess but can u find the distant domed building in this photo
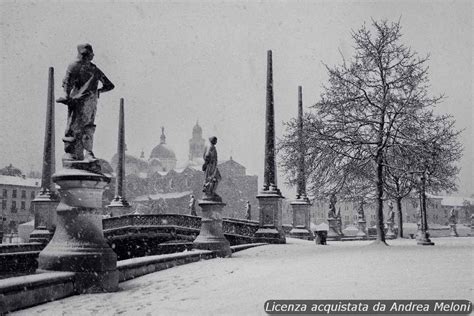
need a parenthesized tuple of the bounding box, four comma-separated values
(110, 122, 258, 219)
(149, 127, 177, 173)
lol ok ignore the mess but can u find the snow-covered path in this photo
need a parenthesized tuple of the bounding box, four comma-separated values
(15, 237, 473, 316)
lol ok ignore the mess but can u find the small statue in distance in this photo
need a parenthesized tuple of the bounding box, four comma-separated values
(327, 193, 337, 219)
(245, 201, 251, 220)
(57, 43, 115, 170)
(387, 201, 395, 222)
(449, 208, 457, 224)
(189, 195, 197, 216)
(357, 200, 365, 221)
(202, 136, 222, 201)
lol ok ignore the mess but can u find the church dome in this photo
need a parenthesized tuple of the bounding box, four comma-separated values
(150, 144, 176, 160)
(149, 127, 177, 160)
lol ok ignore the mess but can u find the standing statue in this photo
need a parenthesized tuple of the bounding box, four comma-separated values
(327, 193, 337, 219)
(189, 195, 197, 216)
(57, 43, 115, 166)
(449, 208, 457, 224)
(357, 200, 365, 221)
(387, 201, 395, 222)
(336, 207, 343, 234)
(245, 201, 251, 220)
(202, 136, 222, 201)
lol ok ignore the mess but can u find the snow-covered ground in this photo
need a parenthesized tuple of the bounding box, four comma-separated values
(15, 237, 473, 316)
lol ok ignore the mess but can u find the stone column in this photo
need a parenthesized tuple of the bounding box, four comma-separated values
(417, 173, 434, 245)
(255, 50, 285, 244)
(38, 169, 118, 293)
(289, 86, 313, 240)
(30, 67, 59, 243)
(356, 201, 368, 240)
(107, 98, 131, 216)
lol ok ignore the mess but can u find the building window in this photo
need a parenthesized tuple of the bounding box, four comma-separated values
(21, 201, 26, 210)
(11, 201, 17, 212)
(2, 200, 6, 210)
(31, 191, 36, 199)
(12, 189, 17, 198)
(2, 189, 7, 198)
(21, 190, 26, 199)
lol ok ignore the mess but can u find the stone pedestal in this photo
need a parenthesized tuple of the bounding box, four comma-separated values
(449, 223, 459, 237)
(289, 199, 313, 240)
(193, 200, 231, 257)
(37, 168, 118, 293)
(356, 220, 367, 240)
(326, 218, 341, 241)
(416, 231, 435, 246)
(255, 194, 286, 243)
(29, 196, 59, 243)
(386, 220, 396, 239)
(107, 199, 132, 217)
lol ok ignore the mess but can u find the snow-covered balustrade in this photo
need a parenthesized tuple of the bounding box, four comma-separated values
(103, 214, 266, 259)
(0, 243, 45, 276)
(0, 243, 267, 313)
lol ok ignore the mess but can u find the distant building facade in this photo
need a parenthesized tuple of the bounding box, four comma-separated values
(0, 175, 41, 233)
(111, 122, 258, 219)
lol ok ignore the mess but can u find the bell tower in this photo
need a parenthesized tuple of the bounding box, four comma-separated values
(189, 121, 205, 162)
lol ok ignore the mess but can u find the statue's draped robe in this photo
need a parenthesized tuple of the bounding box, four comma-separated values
(62, 60, 114, 159)
(202, 145, 221, 197)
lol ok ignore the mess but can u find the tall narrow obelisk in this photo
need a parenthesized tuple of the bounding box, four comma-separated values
(289, 86, 313, 240)
(255, 50, 285, 244)
(30, 67, 59, 243)
(107, 98, 131, 216)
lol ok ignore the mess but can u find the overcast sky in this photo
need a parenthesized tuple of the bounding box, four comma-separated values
(0, 0, 472, 197)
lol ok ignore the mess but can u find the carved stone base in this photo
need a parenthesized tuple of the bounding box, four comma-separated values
(255, 193, 285, 244)
(289, 199, 313, 240)
(449, 223, 459, 237)
(386, 220, 396, 239)
(356, 220, 367, 240)
(326, 218, 341, 241)
(37, 168, 118, 293)
(62, 158, 102, 174)
(107, 197, 132, 217)
(193, 200, 231, 258)
(417, 231, 435, 246)
(30, 197, 59, 244)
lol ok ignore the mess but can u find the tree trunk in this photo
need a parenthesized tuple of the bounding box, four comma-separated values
(375, 155, 386, 243)
(396, 196, 403, 238)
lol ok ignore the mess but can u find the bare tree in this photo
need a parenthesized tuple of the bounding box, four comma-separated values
(281, 19, 444, 244)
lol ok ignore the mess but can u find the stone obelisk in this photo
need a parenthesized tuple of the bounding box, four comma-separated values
(289, 86, 313, 240)
(107, 98, 131, 216)
(255, 50, 285, 244)
(30, 67, 60, 243)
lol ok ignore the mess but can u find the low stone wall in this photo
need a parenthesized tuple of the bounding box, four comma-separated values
(0, 243, 44, 276)
(0, 271, 76, 313)
(0, 243, 267, 313)
(118, 249, 215, 282)
(0, 242, 43, 254)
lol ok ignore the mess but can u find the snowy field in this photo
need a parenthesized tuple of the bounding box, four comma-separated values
(16, 237, 473, 316)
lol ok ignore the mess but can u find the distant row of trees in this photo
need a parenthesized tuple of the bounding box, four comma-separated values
(279, 19, 463, 244)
